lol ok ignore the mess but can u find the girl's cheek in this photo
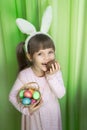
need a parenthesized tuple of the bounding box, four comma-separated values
(50, 54, 55, 59)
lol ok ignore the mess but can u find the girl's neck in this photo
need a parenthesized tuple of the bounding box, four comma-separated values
(31, 66, 45, 77)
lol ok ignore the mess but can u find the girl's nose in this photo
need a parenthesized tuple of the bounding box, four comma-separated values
(43, 55, 49, 62)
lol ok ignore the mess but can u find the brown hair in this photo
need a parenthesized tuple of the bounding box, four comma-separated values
(16, 34, 55, 71)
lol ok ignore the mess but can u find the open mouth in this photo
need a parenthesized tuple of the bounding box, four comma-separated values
(42, 63, 47, 68)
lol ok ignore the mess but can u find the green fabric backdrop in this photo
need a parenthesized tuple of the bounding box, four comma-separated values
(0, 0, 87, 130)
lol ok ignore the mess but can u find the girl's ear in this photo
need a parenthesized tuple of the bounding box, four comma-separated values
(26, 53, 32, 61)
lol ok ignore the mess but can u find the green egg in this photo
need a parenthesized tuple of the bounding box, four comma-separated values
(33, 91, 40, 100)
(19, 90, 24, 98)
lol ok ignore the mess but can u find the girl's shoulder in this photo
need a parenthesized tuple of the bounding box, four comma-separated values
(17, 67, 32, 83)
(17, 67, 32, 81)
(19, 67, 31, 75)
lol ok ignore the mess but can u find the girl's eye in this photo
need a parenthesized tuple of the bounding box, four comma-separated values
(49, 51, 54, 54)
(38, 53, 42, 56)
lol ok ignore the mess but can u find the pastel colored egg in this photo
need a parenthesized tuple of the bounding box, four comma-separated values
(19, 90, 24, 98)
(24, 90, 32, 98)
(22, 98, 31, 105)
(31, 99, 37, 104)
(29, 88, 34, 94)
(33, 91, 41, 100)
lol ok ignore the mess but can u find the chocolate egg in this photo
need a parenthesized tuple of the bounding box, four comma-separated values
(46, 59, 55, 71)
(33, 90, 41, 100)
(22, 98, 31, 105)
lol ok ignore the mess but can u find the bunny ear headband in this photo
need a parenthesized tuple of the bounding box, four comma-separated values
(16, 6, 52, 53)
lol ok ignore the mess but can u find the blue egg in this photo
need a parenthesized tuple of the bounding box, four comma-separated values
(22, 98, 31, 105)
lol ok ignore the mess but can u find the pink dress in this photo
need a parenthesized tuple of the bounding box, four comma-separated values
(9, 67, 66, 130)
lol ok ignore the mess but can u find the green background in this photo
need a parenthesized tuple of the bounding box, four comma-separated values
(0, 0, 87, 130)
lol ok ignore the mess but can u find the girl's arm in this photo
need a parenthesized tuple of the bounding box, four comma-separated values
(46, 70, 66, 98)
(9, 73, 30, 115)
(45, 62, 66, 99)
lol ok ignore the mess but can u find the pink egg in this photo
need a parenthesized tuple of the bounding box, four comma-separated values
(31, 99, 36, 104)
(24, 90, 32, 98)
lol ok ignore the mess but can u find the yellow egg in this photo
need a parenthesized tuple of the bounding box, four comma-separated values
(29, 88, 34, 94)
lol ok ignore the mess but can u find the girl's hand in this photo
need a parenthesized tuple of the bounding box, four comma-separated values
(28, 98, 43, 115)
(46, 61, 60, 75)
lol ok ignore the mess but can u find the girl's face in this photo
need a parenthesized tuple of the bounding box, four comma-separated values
(31, 48, 55, 76)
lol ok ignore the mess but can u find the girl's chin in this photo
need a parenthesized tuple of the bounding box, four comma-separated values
(42, 67, 47, 72)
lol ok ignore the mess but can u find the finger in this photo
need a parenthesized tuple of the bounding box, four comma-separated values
(55, 62, 60, 70)
(49, 68, 53, 74)
(51, 64, 55, 71)
(29, 101, 42, 113)
(54, 62, 58, 70)
(30, 98, 42, 109)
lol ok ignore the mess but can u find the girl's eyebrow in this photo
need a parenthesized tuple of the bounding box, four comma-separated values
(36, 48, 54, 53)
(37, 50, 44, 53)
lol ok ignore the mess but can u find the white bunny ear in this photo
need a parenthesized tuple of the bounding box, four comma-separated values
(40, 6, 52, 33)
(16, 18, 36, 35)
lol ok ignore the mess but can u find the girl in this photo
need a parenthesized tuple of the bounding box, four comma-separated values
(9, 6, 66, 130)
(9, 33, 66, 130)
